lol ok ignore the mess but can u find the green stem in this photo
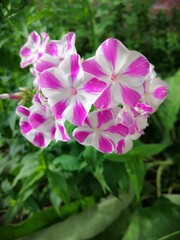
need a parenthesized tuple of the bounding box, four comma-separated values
(158, 230, 180, 240)
(146, 159, 173, 169)
(85, 0, 97, 51)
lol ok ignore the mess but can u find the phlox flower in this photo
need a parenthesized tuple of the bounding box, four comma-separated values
(73, 109, 128, 153)
(16, 94, 70, 148)
(39, 54, 106, 126)
(141, 72, 168, 112)
(35, 32, 76, 73)
(20, 31, 49, 68)
(115, 104, 150, 154)
(82, 38, 150, 108)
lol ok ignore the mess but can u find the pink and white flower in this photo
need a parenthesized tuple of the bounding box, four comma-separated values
(82, 38, 150, 108)
(73, 109, 128, 153)
(142, 77, 168, 112)
(16, 94, 70, 148)
(35, 32, 76, 73)
(39, 54, 106, 126)
(20, 31, 49, 68)
(115, 105, 150, 154)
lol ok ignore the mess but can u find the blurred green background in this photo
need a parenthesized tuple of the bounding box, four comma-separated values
(0, 0, 180, 239)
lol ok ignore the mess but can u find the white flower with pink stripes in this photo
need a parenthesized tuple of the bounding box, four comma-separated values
(115, 105, 150, 154)
(16, 32, 168, 153)
(142, 76, 168, 112)
(83, 38, 150, 108)
(39, 54, 106, 126)
(35, 32, 76, 73)
(20, 31, 49, 68)
(16, 94, 70, 148)
(73, 109, 128, 153)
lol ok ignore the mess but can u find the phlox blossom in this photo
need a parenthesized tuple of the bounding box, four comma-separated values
(141, 68, 168, 112)
(20, 31, 49, 68)
(17, 32, 168, 154)
(73, 109, 128, 153)
(115, 104, 150, 154)
(39, 54, 106, 126)
(35, 32, 76, 73)
(16, 94, 70, 148)
(83, 38, 150, 108)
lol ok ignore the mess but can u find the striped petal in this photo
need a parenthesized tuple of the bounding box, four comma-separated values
(16, 106, 30, 118)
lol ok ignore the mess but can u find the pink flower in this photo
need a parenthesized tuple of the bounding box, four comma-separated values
(115, 105, 150, 154)
(73, 109, 128, 153)
(142, 76, 168, 112)
(20, 31, 49, 68)
(35, 32, 76, 73)
(16, 94, 70, 148)
(83, 38, 150, 108)
(39, 54, 106, 126)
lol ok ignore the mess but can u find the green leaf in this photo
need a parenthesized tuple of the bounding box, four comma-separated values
(125, 159, 145, 200)
(103, 153, 132, 162)
(0, 197, 95, 240)
(22, 193, 134, 240)
(47, 170, 70, 203)
(131, 143, 168, 158)
(163, 194, 180, 206)
(158, 70, 180, 137)
(27, 10, 55, 25)
(52, 154, 81, 171)
(92, 163, 110, 193)
(83, 146, 103, 168)
(123, 198, 180, 240)
(50, 192, 62, 215)
(12, 153, 39, 187)
(18, 170, 44, 202)
(104, 143, 168, 163)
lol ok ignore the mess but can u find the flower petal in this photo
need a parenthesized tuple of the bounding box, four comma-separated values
(16, 106, 30, 118)
(94, 84, 112, 109)
(120, 84, 142, 107)
(82, 58, 108, 78)
(39, 70, 63, 89)
(116, 137, 133, 154)
(20, 121, 32, 134)
(73, 128, 92, 144)
(99, 135, 114, 153)
(55, 122, 70, 141)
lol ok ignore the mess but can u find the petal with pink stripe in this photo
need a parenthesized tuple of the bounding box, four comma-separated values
(70, 54, 81, 85)
(55, 123, 70, 141)
(82, 58, 107, 78)
(97, 109, 113, 128)
(73, 129, 92, 144)
(20, 121, 32, 134)
(72, 100, 87, 126)
(29, 112, 47, 129)
(52, 99, 68, 119)
(153, 86, 167, 99)
(122, 55, 149, 77)
(107, 124, 128, 137)
(39, 71, 63, 89)
(99, 136, 114, 153)
(80, 77, 106, 94)
(94, 84, 112, 109)
(120, 84, 141, 107)
(33, 132, 46, 148)
(101, 38, 120, 70)
(16, 106, 30, 117)
(46, 42, 59, 57)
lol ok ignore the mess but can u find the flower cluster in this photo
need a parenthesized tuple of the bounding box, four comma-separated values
(17, 31, 167, 154)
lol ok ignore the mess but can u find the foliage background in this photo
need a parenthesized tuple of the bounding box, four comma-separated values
(0, 0, 180, 239)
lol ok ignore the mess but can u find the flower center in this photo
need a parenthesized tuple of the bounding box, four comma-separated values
(111, 73, 118, 81)
(70, 87, 77, 95)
